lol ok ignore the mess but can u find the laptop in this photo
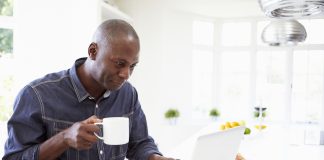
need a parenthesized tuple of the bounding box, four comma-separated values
(190, 126, 245, 160)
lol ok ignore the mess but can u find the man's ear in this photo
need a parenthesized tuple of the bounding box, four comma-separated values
(88, 43, 97, 60)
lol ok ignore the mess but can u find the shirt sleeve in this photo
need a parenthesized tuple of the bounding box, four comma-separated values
(126, 87, 162, 160)
(3, 85, 46, 160)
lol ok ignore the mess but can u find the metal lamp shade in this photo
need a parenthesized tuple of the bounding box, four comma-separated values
(261, 19, 307, 46)
(259, 0, 324, 18)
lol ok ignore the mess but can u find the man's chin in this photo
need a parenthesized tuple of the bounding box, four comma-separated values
(108, 83, 124, 91)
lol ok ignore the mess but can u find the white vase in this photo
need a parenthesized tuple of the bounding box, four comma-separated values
(167, 118, 178, 125)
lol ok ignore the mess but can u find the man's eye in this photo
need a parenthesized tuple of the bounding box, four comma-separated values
(130, 64, 137, 69)
(115, 61, 124, 66)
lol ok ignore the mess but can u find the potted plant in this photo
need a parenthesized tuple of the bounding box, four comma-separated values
(164, 108, 180, 125)
(209, 108, 220, 120)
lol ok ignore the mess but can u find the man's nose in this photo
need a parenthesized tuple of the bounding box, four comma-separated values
(119, 67, 130, 79)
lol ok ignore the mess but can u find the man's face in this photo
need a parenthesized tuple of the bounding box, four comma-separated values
(93, 37, 139, 91)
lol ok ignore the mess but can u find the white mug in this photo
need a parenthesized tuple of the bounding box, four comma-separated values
(94, 117, 129, 145)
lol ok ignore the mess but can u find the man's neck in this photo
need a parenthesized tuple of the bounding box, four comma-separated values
(76, 61, 105, 100)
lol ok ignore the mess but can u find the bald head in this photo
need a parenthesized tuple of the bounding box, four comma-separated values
(92, 19, 139, 47)
(83, 19, 140, 93)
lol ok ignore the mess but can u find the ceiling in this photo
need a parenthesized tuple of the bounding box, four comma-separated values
(168, 0, 265, 18)
(116, 0, 265, 18)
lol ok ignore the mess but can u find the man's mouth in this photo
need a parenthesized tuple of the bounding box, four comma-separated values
(113, 80, 125, 86)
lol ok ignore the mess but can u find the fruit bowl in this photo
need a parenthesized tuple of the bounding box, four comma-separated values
(219, 120, 251, 135)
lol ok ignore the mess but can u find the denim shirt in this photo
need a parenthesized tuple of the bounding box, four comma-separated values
(3, 58, 161, 160)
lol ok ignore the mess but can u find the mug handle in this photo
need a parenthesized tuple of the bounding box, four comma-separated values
(94, 122, 104, 140)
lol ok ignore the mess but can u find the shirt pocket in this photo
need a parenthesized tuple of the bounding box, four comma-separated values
(52, 119, 74, 135)
(50, 119, 85, 160)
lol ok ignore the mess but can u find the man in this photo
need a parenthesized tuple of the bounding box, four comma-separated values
(3, 19, 174, 160)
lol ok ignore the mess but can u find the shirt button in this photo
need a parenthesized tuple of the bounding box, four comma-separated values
(100, 150, 103, 155)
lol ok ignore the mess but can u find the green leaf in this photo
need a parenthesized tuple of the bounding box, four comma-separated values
(164, 108, 180, 118)
(209, 108, 220, 117)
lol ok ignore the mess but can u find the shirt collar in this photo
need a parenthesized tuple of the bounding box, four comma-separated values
(103, 90, 111, 98)
(69, 57, 110, 102)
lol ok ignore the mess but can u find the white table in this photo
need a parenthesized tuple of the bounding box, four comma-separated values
(166, 123, 324, 160)
(239, 130, 324, 160)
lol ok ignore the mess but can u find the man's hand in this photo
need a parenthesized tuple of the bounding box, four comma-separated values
(149, 154, 177, 160)
(148, 153, 245, 160)
(62, 115, 102, 150)
(39, 115, 102, 160)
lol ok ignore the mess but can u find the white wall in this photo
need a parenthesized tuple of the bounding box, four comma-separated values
(115, 1, 203, 153)
(14, 0, 99, 89)
(116, 0, 195, 126)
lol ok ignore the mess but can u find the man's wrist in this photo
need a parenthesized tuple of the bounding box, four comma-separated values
(148, 154, 175, 160)
(59, 130, 70, 149)
(38, 130, 70, 160)
(148, 154, 162, 160)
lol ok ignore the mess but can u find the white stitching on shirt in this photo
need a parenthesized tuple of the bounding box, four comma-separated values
(42, 116, 75, 124)
(31, 75, 70, 88)
(123, 111, 134, 117)
(30, 75, 71, 118)
(69, 75, 84, 101)
(30, 85, 45, 118)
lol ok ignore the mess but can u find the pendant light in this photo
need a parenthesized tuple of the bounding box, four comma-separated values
(261, 19, 307, 46)
(259, 0, 324, 18)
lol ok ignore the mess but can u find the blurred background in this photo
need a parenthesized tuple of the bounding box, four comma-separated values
(1, 0, 324, 157)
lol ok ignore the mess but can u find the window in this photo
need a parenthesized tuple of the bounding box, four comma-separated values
(292, 50, 324, 122)
(300, 19, 324, 44)
(0, 0, 14, 121)
(0, 28, 13, 55)
(220, 51, 250, 120)
(192, 20, 214, 46)
(221, 22, 251, 46)
(192, 20, 214, 117)
(0, 58, 14, 121)
(191, 18, 324, 124)
(0, 0, 13, 16)
(0, 0, 13, 57)
(256, 51, 288, 122)
(192, 49, 213, 116)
